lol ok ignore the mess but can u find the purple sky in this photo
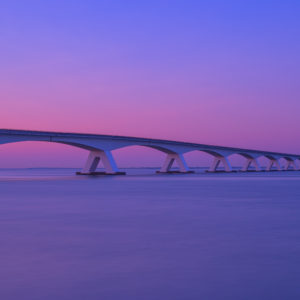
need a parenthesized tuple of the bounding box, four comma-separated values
(1, 0, 300, 167)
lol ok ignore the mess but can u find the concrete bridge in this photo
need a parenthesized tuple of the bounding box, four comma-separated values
(0, 129, 299, 174)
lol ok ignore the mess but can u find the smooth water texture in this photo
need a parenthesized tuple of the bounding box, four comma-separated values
(1, 168, 300, 300)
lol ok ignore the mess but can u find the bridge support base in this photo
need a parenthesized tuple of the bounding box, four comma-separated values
(207, 156, 233, 172)
(76, 171, 126, 176)
(157, 153, 193, 174)
(77, 150, 125, 175)
(242, 157, 262, 172)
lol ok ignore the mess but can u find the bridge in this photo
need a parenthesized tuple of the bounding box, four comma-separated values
(0, 129, 299, 174)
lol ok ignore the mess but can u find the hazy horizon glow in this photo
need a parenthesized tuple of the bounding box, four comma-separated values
(1, 0, 300, 167)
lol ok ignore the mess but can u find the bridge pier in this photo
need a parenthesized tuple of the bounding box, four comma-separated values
(208, 155, 233, 172)
(266, 157, 282, 171)
(157, 153, 194, 174)
(242, 157, 262, 172)
(284, 158, 298, 171)
(77, 150, 125, 175)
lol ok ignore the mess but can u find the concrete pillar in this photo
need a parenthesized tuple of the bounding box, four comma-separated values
(209, 156, 232, 172)
(242, 157, 262, 172)
(158, 153, 193, 173)
(266, 158, 282, 171)
(77, 150, 125, 175)
(284, 158, 298, 171)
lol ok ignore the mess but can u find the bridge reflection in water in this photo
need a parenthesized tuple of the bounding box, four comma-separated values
(0, 129, 299, 175)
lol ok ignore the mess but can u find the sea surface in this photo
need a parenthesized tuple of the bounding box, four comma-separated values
(1, 168, 300, 300)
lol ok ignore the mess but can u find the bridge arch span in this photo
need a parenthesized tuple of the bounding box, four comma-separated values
(183, 149, 265, 172)
(0, 138, 104, 152)
(110, 144, 192, 174)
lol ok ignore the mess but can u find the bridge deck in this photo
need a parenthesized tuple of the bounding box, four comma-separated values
(0, 129, 298, 158)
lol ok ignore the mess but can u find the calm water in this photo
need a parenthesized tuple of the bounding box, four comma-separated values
(1, 168, 300, 300)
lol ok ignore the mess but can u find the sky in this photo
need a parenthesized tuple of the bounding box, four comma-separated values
(0, 0, 300, 168)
